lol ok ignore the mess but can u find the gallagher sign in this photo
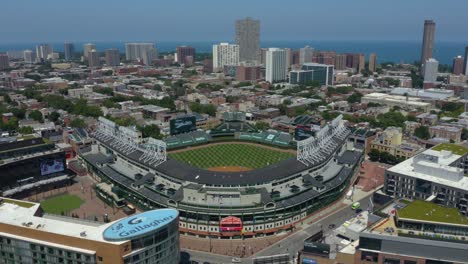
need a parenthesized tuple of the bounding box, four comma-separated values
(103, 209, 178, 241)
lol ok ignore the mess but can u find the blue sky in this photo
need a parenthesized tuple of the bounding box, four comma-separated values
(1, 0, 467, 43)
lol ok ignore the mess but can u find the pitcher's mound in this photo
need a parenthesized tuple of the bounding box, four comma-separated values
(207, 166, 252, 172)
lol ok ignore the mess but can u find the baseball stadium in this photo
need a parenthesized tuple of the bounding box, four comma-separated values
(79, 112, 363, 238)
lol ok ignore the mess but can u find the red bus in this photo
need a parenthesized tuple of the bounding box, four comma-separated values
(219, 216, 243, 232)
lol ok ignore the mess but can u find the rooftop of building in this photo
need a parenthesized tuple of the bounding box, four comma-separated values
(362, 92, 430, 106)
(0, 198, 122, 244)
(432, 143, 468, 156)
(397, 200, 468, 226)
(387, 147, 468, 190)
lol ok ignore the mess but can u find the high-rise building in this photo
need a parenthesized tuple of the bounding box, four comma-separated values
(335, 54, 347, 70)
(345, 53, 354, 68)
(235, 17, 260, 63)
(260, 48, 268, 65)
(463, 46, 468, 75)
(358, 54, 365, 73)
(423, 58, 439, 83)
(315, 51, 336, 66)
(368, 53, 377, 72)
(420, 20, 436, 67)
(176, 46, 195, 65)
(35, 44, 53, 62)
(236, 65, 261, 81)
(64, 42, 74, 61)
(0, 53, 9, 70)
(6, 51, 23, 60)
(88, 49, 100, 68)
(212, 43, 239, 71)
(265, 48, 287, 83)
(349, 53, 365, 73)
(290, 63, 334, 86)
(290, 50, 300, 66)
(0, 199, 180, 264)
(299, 45, 314, 65)
(83, 43, 96, 59)
(105, 48, 120, 66)
(203, 58, 213, 73)
(125, 43, 157, 65)
(452, 56, 464, 75)
(23, 50, 33, 63)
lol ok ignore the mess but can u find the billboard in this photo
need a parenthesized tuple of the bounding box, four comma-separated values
(40, 159, 65, 176)
(295, 125, 314, 141)
(170, 116, 196, 135)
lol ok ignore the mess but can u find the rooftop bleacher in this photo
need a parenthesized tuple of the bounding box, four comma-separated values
(165, 131, 211, 150)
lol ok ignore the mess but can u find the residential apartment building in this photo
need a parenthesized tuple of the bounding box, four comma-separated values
(265, 48, 287, 83)
(212, 43, 239, 72)
(235, 17, 260, 63)
(429, 125, 462, 143)
(83, 43, 96, 60)
(370, 127, 424, 160)
(384, 144, 468, 215)
(176, 46, 195, 65)
(105, 49, 120, 67)
(299, 46, 314, 65)
(125, 43, 157, 65)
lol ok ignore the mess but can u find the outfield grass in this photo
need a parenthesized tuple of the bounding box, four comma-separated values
(40, 194, 84, 215)
(398, 200, 468, 225)
(169, 143, 295, 170)
(432, 143, 468, 156)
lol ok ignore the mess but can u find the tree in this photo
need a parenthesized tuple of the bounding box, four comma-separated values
(414, 126, 430, 140)
(189, 102, 216, 117)
(29, 110, 44, 123)
(18, 126, 34, 134)
(138, 124, 162, 139)
(462, 128, 468, 141)
(70, 118, 86, 128)
(368, 149, 380, 162)
(49, 111, 60, 122)
(254, 121, 270, 131)
(347, 92, 363, 104)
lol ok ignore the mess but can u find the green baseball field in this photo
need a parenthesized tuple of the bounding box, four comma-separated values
(169, 143, 295, 171)
(40, 194, 84, 215)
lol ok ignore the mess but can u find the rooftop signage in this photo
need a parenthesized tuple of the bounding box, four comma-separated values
(103, 209, 178, 241)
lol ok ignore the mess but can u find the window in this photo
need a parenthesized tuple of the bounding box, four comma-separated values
(383, 258, 400, 264)
(404, 261, 417, 264)
(359, 237, 382, 251)
(98, 256, 103, 262)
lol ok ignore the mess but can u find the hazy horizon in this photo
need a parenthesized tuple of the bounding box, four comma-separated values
(1, 0, 468, 43)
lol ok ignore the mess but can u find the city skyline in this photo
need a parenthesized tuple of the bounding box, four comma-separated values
(1, 0, 468, 43)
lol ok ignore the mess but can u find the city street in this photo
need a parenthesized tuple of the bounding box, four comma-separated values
(182, 190, 374, 264)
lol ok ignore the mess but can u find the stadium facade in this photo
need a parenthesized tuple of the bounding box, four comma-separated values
(79, 115, 363, 238)
(0, 198, 179, 264)
(0, 137, 75, 198)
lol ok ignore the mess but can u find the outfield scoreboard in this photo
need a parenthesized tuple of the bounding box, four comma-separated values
(170, 116, 197, 135)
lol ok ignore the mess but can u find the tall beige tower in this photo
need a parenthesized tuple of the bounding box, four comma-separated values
(368, 53, 377, 72)
(421, 20, 435, 66)
(235, 17, 260, 64)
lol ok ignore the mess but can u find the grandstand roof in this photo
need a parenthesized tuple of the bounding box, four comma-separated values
(93, 132, 352, 186)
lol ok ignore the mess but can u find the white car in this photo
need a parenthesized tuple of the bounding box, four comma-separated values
(231, 257, 242, 263)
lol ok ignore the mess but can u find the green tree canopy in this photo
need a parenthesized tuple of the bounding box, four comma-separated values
(29, 110, 44, 123)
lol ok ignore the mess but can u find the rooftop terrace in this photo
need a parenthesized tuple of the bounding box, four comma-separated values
(397, 200, 468, 226)
(432, 143, 468, 156)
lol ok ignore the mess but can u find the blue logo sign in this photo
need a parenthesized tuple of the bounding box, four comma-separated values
(103, 209, 178, 241)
